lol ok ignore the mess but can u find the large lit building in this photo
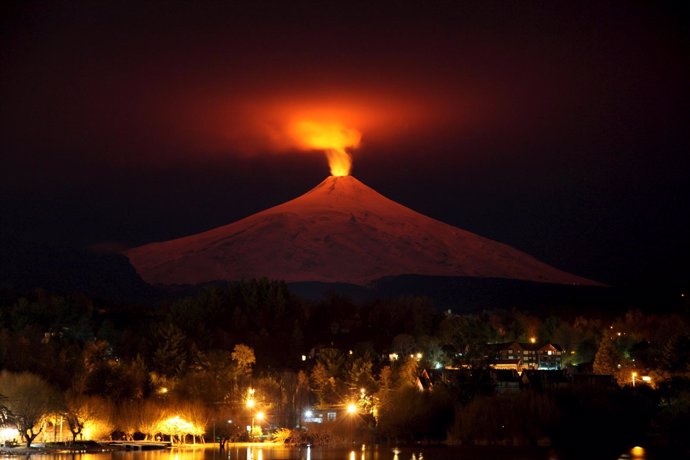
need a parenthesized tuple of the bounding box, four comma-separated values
(489, 341, 564, 371)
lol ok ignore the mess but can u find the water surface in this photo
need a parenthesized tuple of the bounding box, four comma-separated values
(20, 443, 652, 460)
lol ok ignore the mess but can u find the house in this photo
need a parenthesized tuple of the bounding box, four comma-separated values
(300, 408, 338, 425)
(488, 341, 564, 370)
(417, 368, 433, 391)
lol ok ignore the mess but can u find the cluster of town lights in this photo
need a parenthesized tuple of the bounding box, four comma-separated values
(0, 349, 658, 447)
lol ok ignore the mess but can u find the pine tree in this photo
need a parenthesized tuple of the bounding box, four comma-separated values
(661, 333, 690, 372)
(310, 362, 332, 406)
(152, 322, 188, 377)
(593, 336, 621, 375)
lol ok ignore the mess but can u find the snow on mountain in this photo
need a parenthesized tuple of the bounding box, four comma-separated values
(125, 176, 599, 286)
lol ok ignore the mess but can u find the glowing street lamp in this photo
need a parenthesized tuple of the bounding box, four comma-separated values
(346, 402, 357, 444)
(248, 411, 265, 441)
(246, 387, 257, 410)
(244, 388, 260, 440)
(631, 446, 645, 458)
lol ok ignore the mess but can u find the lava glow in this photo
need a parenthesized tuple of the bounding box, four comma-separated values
(289, 120, 362, 176)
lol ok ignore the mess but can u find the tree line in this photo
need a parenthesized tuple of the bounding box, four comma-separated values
(0, 280, 688, 451)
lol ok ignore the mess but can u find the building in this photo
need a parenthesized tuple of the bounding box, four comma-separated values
(300, 408, 338, 424)
(488, 341, 564, 371)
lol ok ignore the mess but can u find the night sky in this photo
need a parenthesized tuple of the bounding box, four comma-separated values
(1, 1, 688, 288)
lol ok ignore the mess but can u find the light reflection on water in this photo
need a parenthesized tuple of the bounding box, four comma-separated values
(19, 444, 649, 460)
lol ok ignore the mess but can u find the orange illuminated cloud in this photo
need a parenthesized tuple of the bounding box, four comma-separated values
(287, 120, 361, 176)
(156, 84, 482, 172)
(213, 91, 438, 150)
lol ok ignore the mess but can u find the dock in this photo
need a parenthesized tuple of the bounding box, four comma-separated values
(108, 441, 172, 450)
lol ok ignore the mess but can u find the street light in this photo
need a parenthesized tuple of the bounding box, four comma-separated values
(245, 388, 259, 440)
(346, 403, 357, 444)
(249, 411, 265, 441)
(246, 387, 256, 408)
(632, 371, 637, 387)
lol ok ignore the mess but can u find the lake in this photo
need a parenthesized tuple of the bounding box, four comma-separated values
(21, 443, 653, 460)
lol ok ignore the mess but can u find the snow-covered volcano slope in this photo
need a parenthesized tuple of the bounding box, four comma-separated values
(126, 176, 598, 286)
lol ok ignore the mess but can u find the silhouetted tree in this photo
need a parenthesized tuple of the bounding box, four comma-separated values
(396, 357, 419, 388)
(231, 344, 256, 375)
(231, 343, 255, 394)
(594, 336, 622, 376)
(318, 348, 345, 378)
(179, 349, 232, 404)
(347, 357, 376, 393)
(64, 392, 112, 441)
(310, 362, 336, 406)
(378, 385, 452, 442)
(391, 334, 416, 358)
(152, 322, 188, 377)
(115, 399, 164, 440)
(378, 366, 393, 392)
(295, 370, 310, 423)
(0, 371, 59, 447)
(661, 333, 690, 372)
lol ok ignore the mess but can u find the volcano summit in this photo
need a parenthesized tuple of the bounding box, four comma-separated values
(126, 176, 597, 287)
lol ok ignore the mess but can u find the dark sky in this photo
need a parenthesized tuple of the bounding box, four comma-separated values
(1, 1, 688, 288)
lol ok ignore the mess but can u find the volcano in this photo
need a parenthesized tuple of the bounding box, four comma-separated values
(126, 176, 598, 286)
